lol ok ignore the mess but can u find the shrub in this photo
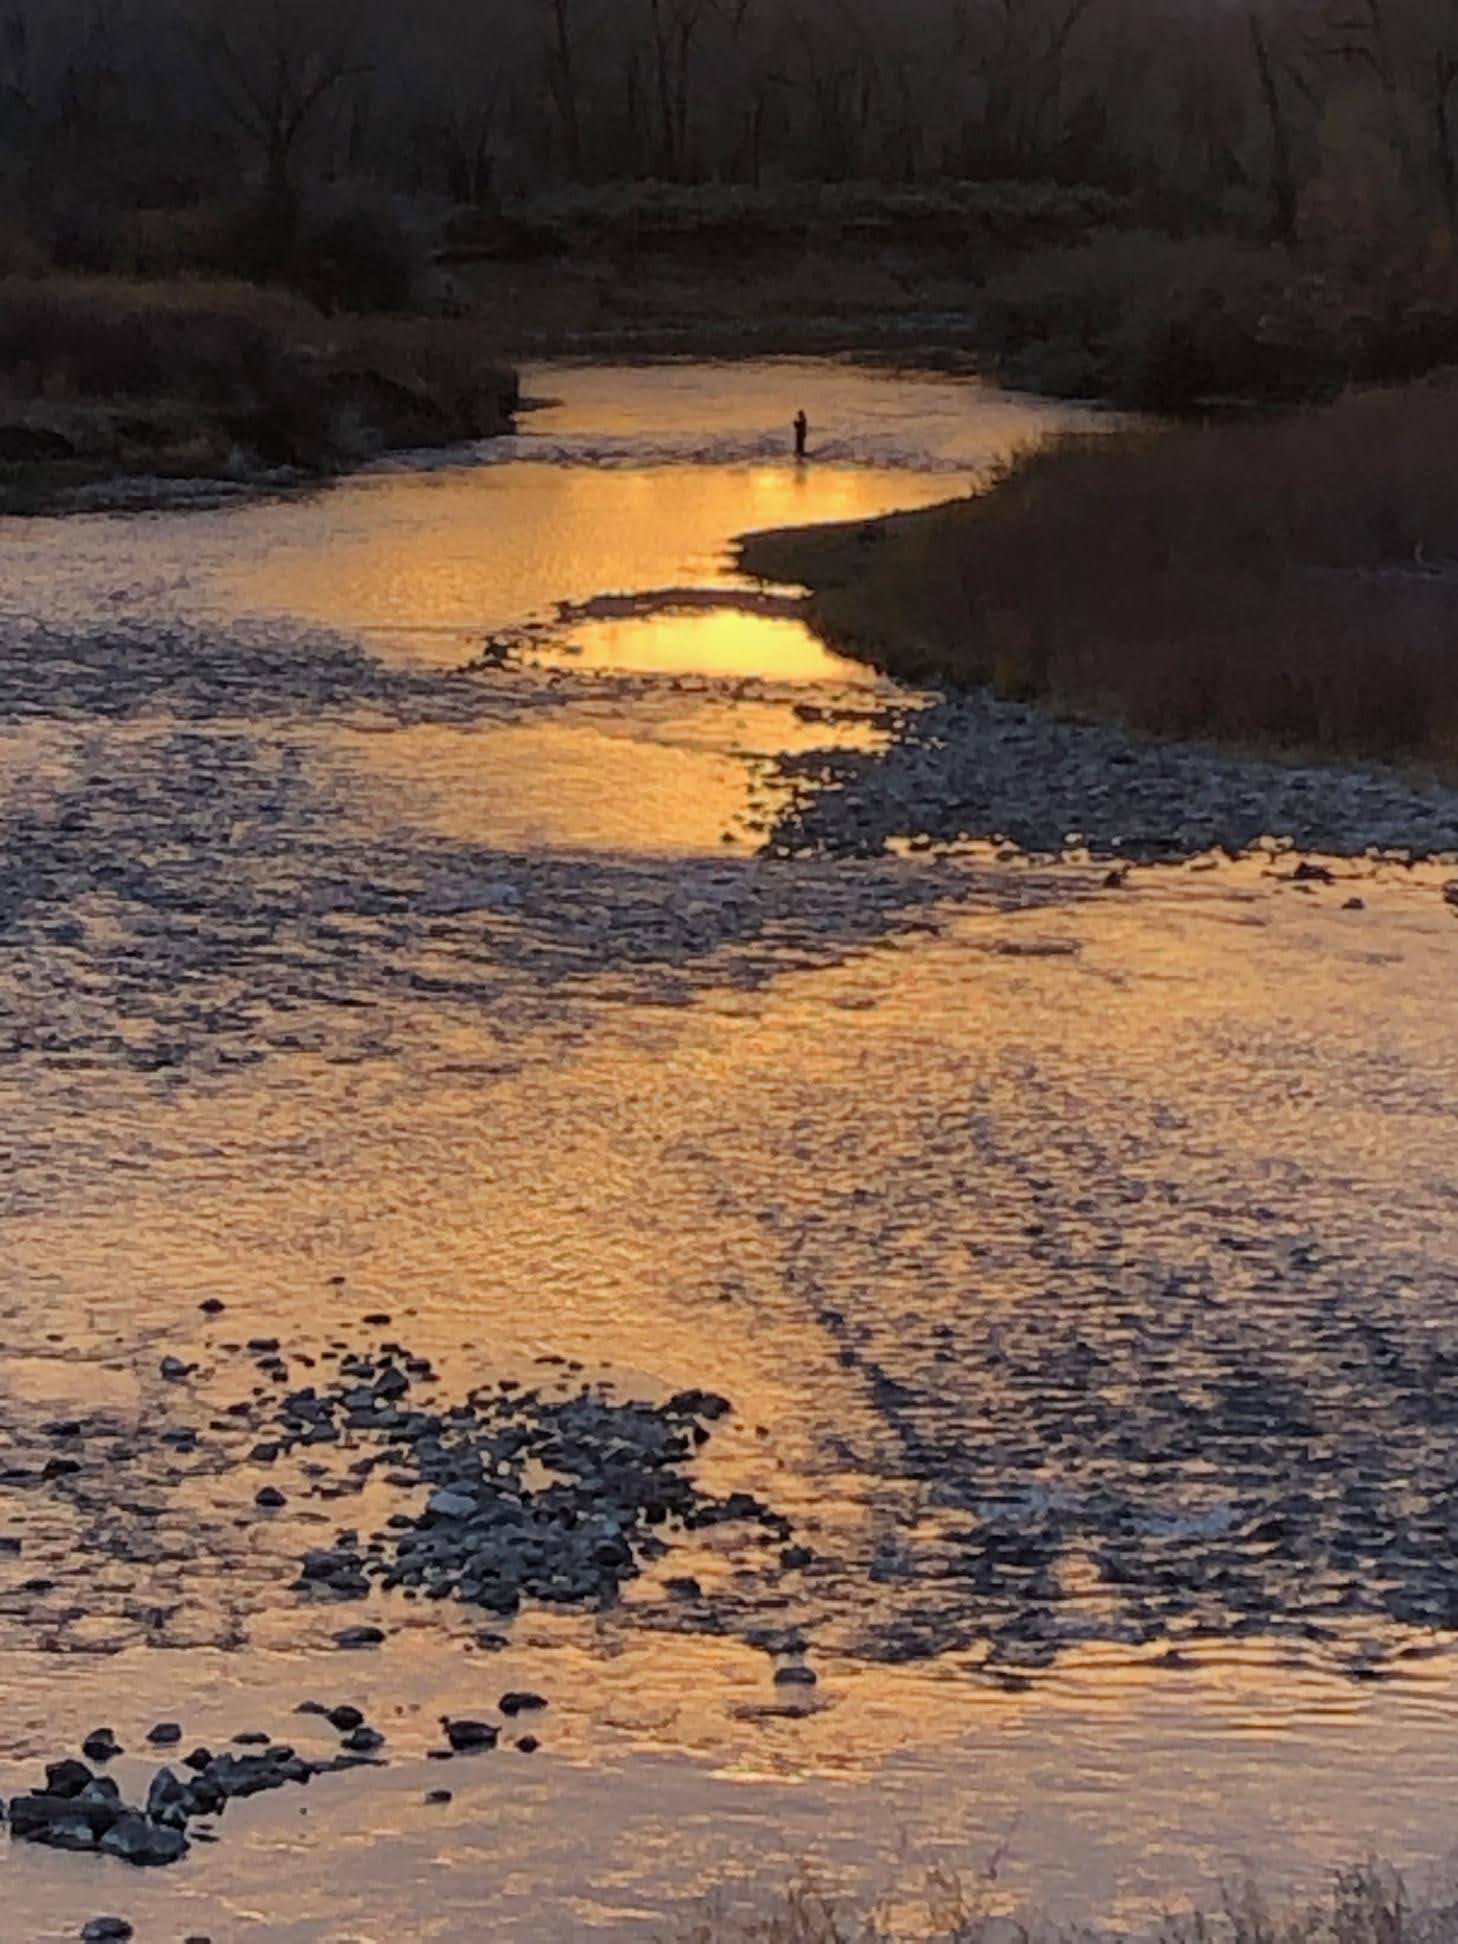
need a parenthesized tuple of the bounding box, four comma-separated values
(746, 381, 1458, 776)
(0, 275, 516, 478)
(977, 229, 1458, 408)
(294, 194, 428, 314)
(976, 232, 1336, 406)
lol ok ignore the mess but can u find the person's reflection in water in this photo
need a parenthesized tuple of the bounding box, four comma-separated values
(794, 409, 809, 460)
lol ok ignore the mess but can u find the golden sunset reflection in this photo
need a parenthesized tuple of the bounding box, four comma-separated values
(551, 610, 864, 683)
(202, 461, 959, 663)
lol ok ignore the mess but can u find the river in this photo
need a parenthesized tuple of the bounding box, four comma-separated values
(3, 360, 1458, 1941)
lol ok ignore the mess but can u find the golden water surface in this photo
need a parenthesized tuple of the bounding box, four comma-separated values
(1, 362, 1456, 1941)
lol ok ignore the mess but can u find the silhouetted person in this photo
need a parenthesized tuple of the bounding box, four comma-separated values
(793, 409, 809, 460)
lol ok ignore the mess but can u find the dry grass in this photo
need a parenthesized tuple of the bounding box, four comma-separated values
(741, 383, 1458, 776)
(672, 1860, 1005, 1943)
(676, 1862, 1458, 1944)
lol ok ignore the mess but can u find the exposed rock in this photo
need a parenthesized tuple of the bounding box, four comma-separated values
(425, 1488, 478, 1520)
(10, 1795, 114, 1840)
(442, 1718, 498, 1753)
(45, 1760, 95, 1799)
(99, 1813, 189, 1866)
(333, 1625, 386, 1649)
(499, 1692, 548, 1716)
(145, 1769, 190, 1828)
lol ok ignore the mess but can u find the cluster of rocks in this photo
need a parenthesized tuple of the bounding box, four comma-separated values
(5, 1728, 377, 1869)
(227, 1339, 788, 1618)
(6, 1686, 544, 1934)
(764, 688, 1458, 864)
(7, 1311, 806, 1671)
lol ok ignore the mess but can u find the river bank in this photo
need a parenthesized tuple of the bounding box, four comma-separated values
(453, 205, 1458, 413)
(739, 379, 1458, 805)
(0, 277, 519, 515)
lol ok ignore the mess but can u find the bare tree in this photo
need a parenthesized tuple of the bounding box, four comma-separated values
(1251, 8, 1299, 238)
(541, 0, 585, 176)
(189, 0, 368, 221)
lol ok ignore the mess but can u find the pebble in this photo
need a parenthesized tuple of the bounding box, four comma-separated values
(81, 1922, 133, 1942)
(333, 1626, 386, 1650)
(81, 1729, 122, 1763)
(499, 1692, 548, 1716)
(146, 1723, 182, 1746)
(442, 1718, 498, 1753)
(425, 1488, 478, 1520)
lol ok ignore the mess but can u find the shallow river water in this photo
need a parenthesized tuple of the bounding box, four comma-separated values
(3, 361, 1458, 1941)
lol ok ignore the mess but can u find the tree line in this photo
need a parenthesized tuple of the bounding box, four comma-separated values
(2, 0, 1457, 253)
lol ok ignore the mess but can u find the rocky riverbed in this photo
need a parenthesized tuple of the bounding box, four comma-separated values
(2, 1325, 801, 1892)
(7, 360, 1458, 1940)
(765, 687, 1458, 867)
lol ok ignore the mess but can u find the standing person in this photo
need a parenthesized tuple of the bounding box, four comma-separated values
(793, 409, 809, 460)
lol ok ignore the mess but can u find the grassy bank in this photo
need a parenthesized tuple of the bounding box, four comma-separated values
(0, 276, 518, 510)
(677, 1859, 1458, 1943)
(739, 382, 1458, 780)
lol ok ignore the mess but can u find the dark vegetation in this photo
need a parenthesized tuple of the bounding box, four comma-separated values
(2, 0, 1458, 411)
(0, 276, 517, 502)
(679, 1860, 1458, 1944)
(739, 383, 1458, 777)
